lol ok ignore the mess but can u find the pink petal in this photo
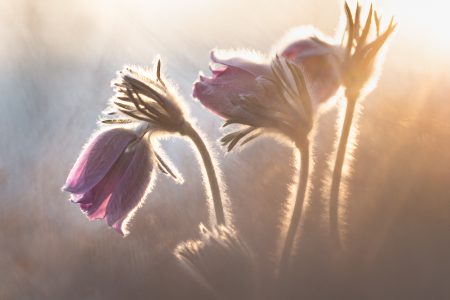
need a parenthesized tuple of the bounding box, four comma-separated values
(209, 65, 227, 78)
(210, 51, 270, 77)
(64, 128, 136, 194)
(301, 55, 342, 103)
(74, 145, 136, 220)
(281, 39, 331, 61)
(193, 76, 255, 120)
(105, 139, 154, 236)
(194, 54, 272, 120)
(280, 38, 343, 104)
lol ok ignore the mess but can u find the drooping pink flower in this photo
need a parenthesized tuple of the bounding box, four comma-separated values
(193, 51, 313, 150)
(280, 37, 344, 103)
(63, 60, 190, 236)
(63, 128, 154, 236)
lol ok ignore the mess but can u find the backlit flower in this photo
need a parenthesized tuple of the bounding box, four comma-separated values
(193, 51, 313, 151)
(64, 60, 186, 235)
(63, 127, 154, 236)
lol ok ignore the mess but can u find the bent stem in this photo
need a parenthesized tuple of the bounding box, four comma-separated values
(182, 123, 226, 226)
(329, 92, 358, 249)
(278, 140, 310, 276)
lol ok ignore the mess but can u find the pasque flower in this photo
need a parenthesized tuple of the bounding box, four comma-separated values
(64, 59, 228, 235)
(277, 3, 396, 249)
(194, 51, 314, 276)
(63, 60, 184, 235)
(63, 127, 155, 236)
(194, 51, 313, 150)
(277, 3, 395, 104)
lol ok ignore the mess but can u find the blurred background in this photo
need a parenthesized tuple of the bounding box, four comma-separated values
(1, 0, 449, 299)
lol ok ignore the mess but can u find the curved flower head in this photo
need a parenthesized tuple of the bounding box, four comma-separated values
(63, 127, 155, 236)
(63, 60, 186, 235)
(280, 35, 344, 104)
(341, 2, 396, 98)
(193, 51, 313, 151)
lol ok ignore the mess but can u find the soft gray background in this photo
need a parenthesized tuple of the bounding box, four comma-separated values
(1, 0, 449, 299)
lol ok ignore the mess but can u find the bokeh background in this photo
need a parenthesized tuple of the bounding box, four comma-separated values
(1, 0, 449, 299)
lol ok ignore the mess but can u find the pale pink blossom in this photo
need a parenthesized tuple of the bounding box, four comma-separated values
(193, 52, 313, 149)
(64, 128, 154, 236)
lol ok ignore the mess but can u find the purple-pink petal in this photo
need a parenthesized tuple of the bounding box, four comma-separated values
(210, 51, 270, 77)
(105, 139, 154, 235)
(64, 128, 136, 195)
(74, 147, 136, 221)
(193, 52, 272, 120)
(193, 73, 254, 120)
(280, 38, 343, 104)
(281, 39, 331, 61)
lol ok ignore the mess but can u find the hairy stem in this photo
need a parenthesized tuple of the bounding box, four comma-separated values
(278, 140, 310, 275)
(183, 123, 226, 226)
(329, 93, 357, 249)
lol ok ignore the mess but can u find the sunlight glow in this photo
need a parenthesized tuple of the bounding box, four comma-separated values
(353, 0, 450, 52)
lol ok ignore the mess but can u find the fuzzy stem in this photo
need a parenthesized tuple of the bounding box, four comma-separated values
(183, 123, 226, 226)
(278, 140, 310, 275)
(329, 92, 357, 249)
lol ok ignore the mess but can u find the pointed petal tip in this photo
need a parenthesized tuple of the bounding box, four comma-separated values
(62, 183, 78, 194)
(210, 49, 217, 60)
(192, 82, 200, 99)
(112, 221, 128, 237)
(192, 81, 206, 100)
(65, 129, 136, 195)
(210, 50, 222, 64)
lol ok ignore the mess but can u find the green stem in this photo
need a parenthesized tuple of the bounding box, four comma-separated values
(279, 140, 310, 275)
(183, 123, 226, 226)
(329, 93, 357, 249)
